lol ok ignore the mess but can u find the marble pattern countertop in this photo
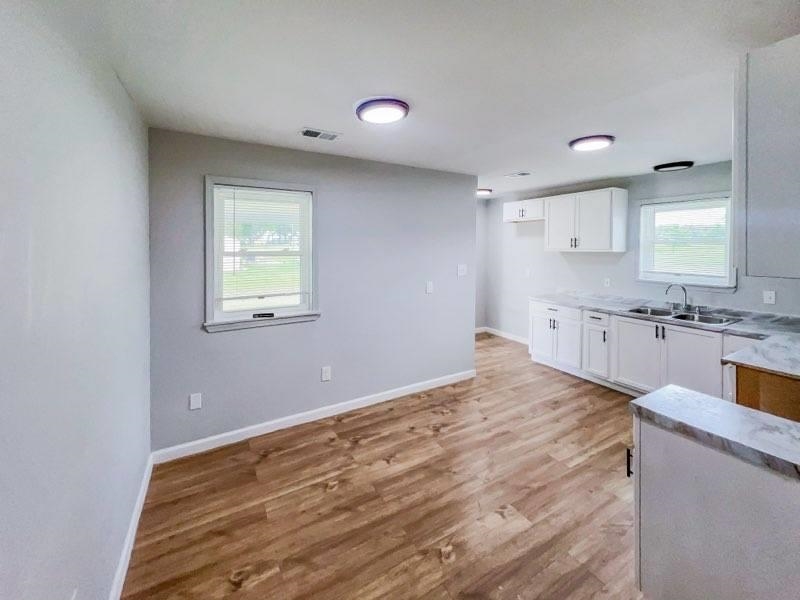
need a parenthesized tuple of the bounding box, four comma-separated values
(531, 291, 800, 378)
(722, 334, 800, 380)
(631, 385, 800, 480)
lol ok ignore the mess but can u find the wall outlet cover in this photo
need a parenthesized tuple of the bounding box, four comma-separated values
(457, 264, 468, 277)
(189, 393, 202, 410)
(763, 290, 776, 305)
(321, 366, 332, 382)
(426, 281, 434, 294)
(603, 277, 611, 288)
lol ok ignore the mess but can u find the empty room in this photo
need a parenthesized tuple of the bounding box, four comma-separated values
(4, 1, 800, 599)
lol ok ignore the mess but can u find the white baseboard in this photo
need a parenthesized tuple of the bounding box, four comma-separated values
(475, 326, 528, 345)
(152, 369, 477, 464)
(109, 454, 153, 600)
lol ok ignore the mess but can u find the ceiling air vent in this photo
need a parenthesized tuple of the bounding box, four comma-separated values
(300, 128, 340, 141)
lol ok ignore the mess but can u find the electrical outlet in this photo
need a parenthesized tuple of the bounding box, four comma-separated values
(426, 281, 434, 294)
(763, 290, 776, 305)
(603, 277, 611, 288)
(321, 366, 332, 382)
(189, 393, 202, 410)
(457, 264, 468, 278)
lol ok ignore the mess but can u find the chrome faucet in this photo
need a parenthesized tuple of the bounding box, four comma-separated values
(665, 284, 689, 311)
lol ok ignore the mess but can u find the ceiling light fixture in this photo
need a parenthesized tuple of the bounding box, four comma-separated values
(355, 97, 410, 124)
(476, 188, 493, 197)
(653, 160, 695, 172)
(568, 134, 615, 152)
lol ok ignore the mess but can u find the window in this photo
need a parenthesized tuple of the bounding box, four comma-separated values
(639, 193, 734, 288)
(204, 176, 317, 331)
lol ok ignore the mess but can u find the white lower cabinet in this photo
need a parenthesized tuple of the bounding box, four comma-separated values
(661, 324, 722, 397)
(529, 302, 582, 369)
(611, 316, 723, 397)
(613, 317, 662, 392)
(554, 318, 582, 369)
(582, 323, 610, 379)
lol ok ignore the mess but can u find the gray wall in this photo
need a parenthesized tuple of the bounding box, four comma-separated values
(482, 161, 800, 339)
(149, 129, 476, 450)
(0, 3, 151, 600)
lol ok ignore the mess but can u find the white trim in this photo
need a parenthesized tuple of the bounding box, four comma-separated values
(204, 311, 321, 332)
(476, 327, 528, 345)
(152, 369, 476, 464)
(109, 454, 153, 600)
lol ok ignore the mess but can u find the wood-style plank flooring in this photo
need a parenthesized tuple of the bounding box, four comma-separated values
(122, 334, 638, 599)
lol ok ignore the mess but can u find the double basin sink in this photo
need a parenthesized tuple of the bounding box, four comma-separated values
(628, 307, 740, 326)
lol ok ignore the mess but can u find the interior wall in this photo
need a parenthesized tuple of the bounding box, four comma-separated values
(475, 198, 488, 328)
(0, 3, 151, 600)
(482, 161, 800, 339)
(149, 129, 476, 450)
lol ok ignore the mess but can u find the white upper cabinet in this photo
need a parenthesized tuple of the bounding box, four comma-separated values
(544, 187, 627, 252)
(738, 34, 800, 278)
(502, 198, 544, 222)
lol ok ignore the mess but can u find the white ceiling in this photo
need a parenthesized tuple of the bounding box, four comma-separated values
(51, 0, 800, 194)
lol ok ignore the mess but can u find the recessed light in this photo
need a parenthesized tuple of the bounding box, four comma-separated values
(568, 135, 615, 152)
(355, 97, 410, 124)
(476, 188, 493, 197)
(505, 171, 531, 178)
(653, 161, 694, 172)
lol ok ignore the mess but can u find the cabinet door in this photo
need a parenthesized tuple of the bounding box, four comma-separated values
(721, 335, 756, 402)
(583, 323, 609, 379)
(575, 190, 613, 251)
(545, 195, 575, 251)
(613, 317, 661, 392)
(554, 318, 582, 369)
(530, 314, 554, 361)
(662, 325, 722, 397)
(502, 201, 524, 222)
(519, 198, 544, 221)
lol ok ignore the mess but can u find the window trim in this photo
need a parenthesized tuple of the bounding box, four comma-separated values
(203, 175, 320, 333)
(636, 191, 737, 290)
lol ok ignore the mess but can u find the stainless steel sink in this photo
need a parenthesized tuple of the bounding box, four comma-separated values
(628, 307, 674, 317)
(670, 313, 740, 325)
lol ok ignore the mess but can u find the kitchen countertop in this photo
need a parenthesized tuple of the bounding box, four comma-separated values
(530, 291, 800, 379)
(631, 384, 800, 480)
(721, 334, 800, 381)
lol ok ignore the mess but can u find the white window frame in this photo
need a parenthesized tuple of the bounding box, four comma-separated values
(203, 175, 320, 333)
(637, 192, 736, 289)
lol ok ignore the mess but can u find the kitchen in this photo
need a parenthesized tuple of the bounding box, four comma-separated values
(480, 32, 800, 600)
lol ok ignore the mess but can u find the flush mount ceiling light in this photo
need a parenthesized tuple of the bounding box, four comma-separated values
(653, 160, 695, 172)
(568, 134, 615, 152)
(476, 188, 493, 197)
(355, 97, 410, 124)
(504, 171, 531, 178)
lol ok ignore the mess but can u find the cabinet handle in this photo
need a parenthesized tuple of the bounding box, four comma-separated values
(575, 237, 579, 248)
(570, 237, 575, 248)
(547, 308, 558, 312)
(603, 330, 607, 343)
(589, 315, 601, 320)
(661, 325, 666, 339)
(655, 324, 659, 339)
(626, 447, 633, 478)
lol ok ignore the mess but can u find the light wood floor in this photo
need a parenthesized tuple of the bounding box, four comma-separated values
(122, 334, 638, 599)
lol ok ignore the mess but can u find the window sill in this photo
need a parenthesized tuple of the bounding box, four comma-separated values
(203, 311, 321, 333)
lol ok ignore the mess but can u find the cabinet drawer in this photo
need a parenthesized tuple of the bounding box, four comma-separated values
(530, 302, 581, 321)
(583, 311, 609, 326)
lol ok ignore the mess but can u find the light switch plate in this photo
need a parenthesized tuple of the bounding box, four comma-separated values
(321, 366, 332, 382)
(763, 290, 776, 305)
(189, 393, 202, 410)
(426, 281, 434, 294)
(457, 264, 468, 277)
